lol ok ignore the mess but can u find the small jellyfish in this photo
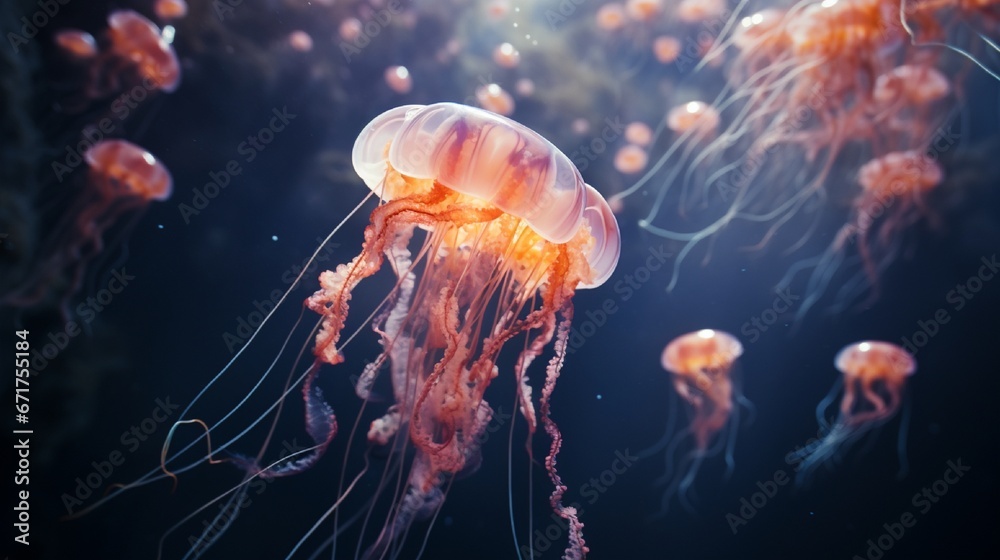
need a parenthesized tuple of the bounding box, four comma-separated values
(624, 121, 653, 147)
(288, 30, 314, 52)
(790, 341, 915, 485)
(105, 10, 181, 92)
(614, 144, 648, 174)
(339, 17, 363, 42)
(85, 139, 173, 202)
(784, 150, 943, 320)
(666, 101, 720, 137)
(493, 42, 520, 68)
(485, 0, 510, 19)
(154, 0, 188, 22)
(515, 78, 535, 97)
(677, 0, 726, 23)
(596, 3, 627, 31)
(475, 83, 515, 115)
(384, 65, 413, 94)
(874, 65, 950, 106)
(1, 139, 171, 314)
(54, 30, 98, 59)
(626, 0, 662, 22)
(645, 329, 750, 513)
(652, 35, 681, 64)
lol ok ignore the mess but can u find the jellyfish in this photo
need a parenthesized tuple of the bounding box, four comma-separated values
(614, 144, 649, 175)
(790, 341, 915, 485)
(130, 103, 619, 559)
(384, 65, 413, 94)
(475, 83, 515, 115)
(154, 0, 189, 22)
(54, 30, 98, 60)
(610, 0, 970, 294)
(644, 329, 750, 513)
(781, 149, 944, 320)
(76, 10, 181, 100)
(1, 139, 171, 314)
(493, 42, 521, 68)
(288, 30, 314, 53)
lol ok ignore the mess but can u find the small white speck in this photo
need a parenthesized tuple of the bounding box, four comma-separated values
(596, 394, 602, 400)
(271, 235, 279, 241)
(157, 224, 164, 229)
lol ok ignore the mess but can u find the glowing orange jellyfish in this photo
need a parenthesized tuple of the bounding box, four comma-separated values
(790, 341, 915, 485)
(83, 10, 181, 99)
(645, 329, 750, 513)
(143, 103, 619, 559)
(1, 139, 171, 313)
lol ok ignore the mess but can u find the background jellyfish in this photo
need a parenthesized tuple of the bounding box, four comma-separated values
(152, 103, 619, 560)
(790, 340, 915, 485)
(609, 0, 993, 302)
(644, 329, 750, 513)
(1, 139, 172, 316)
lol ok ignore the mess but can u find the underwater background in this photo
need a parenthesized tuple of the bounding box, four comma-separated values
(2, 0, 1000, 559)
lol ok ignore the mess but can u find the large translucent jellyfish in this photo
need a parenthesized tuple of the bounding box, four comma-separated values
(790, 341, 915, 485)
(644, 329, 749, 513)
(141, 103, 619, 559)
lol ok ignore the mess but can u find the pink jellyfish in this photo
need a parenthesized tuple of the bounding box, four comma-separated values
(790, 341, 915, 485)
(645, 329, 751, 513)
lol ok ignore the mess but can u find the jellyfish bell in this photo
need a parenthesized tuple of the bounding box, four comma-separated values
(105, 10, 181, 93)
(154, 0, 189, 22)
(383, 65, 413, 94)
(474, 83, 515, 116)
(666, 101, 720, 136)
(614, 144, 649, 175)
(54, 30, 98, 59)
(138, 103, 617, 559)
(791, 341, 916, 486)
(85, 139, 173, 202)
(646, 329, 750, 514)
(493, 42, 520, 68)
